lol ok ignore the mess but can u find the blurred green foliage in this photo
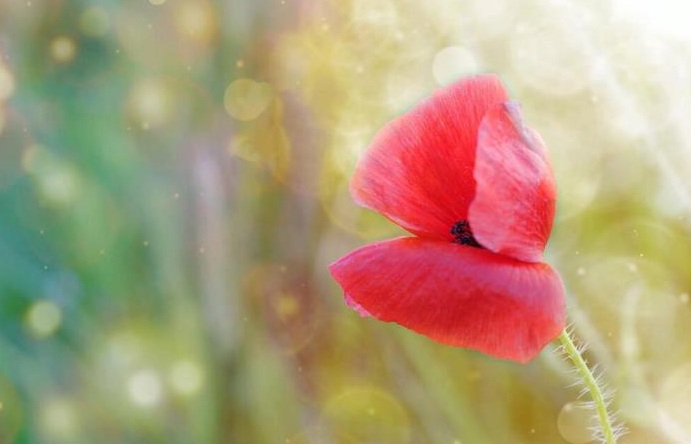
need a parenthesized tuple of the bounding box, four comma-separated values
(1, 0, 691, 443)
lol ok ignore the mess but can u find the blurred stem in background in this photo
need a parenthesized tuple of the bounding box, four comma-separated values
(0, 0, 308, 442)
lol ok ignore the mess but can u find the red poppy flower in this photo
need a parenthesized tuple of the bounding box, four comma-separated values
(329, 74, 565, 363)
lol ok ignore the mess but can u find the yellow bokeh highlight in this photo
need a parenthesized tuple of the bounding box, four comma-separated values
(557, 403, 595, 443)
(224, 79, 273, 121)
(79, 6, 110, 37)
(244, 263, 322, 355)
(39, 397, 78, 440)
(168, 360, 204, 396)
(275, 292, 299, 321)
(172, 0, 217, 45)
(127, 78, 173, 130)
(350, 0, 399, 30)
(0, 62, 15, 101)
(26, 300, 62, 339)
(50, 36, 77, 64)
(149, 0, 166, 5)
(228, 128, 289, 174)
(323, 386, 411, 443)
(227, 95, 291, 181)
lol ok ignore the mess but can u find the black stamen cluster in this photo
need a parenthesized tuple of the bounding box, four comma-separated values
(451, 220, 482, 248)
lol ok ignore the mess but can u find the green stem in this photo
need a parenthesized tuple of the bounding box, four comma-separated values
(558, 328, 617, 444)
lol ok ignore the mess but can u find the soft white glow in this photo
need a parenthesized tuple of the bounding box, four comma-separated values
(613, 0, 691, 40)
(26, 300, 62, 339)
(658, 362, 691, 438)
(40, 397, 78, 438)
(432, 46, 478, 86)
(0, 63, 14, 100)
(127, 369, 162, 407)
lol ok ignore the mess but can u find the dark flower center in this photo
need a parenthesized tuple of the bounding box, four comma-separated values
(451, 220, 482, 248)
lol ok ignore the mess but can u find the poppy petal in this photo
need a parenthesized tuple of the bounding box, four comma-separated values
(329, 237, 565, 363)
(469, 101, 556, 263)
(351, 75, 509, 242)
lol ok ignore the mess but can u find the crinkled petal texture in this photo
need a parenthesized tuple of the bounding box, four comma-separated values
(329, 237, 565, 363)
(469, 101, 556, 263)
(351, 75, 509, 242)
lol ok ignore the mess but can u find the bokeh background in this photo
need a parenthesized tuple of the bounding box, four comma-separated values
(1, 0, 691, 443)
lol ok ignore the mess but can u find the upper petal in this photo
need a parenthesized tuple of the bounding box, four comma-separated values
(351, 75, 509, 241)
(329, 237, 565, 363)
(469, 101, 556, 263)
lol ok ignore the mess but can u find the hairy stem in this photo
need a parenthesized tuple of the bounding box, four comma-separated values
(559, 328, 617, 444)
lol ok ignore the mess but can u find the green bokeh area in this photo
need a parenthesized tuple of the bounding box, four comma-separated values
(2, 0, 691, 443)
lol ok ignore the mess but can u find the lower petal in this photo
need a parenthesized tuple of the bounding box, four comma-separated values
(329, 237, 565, 363)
